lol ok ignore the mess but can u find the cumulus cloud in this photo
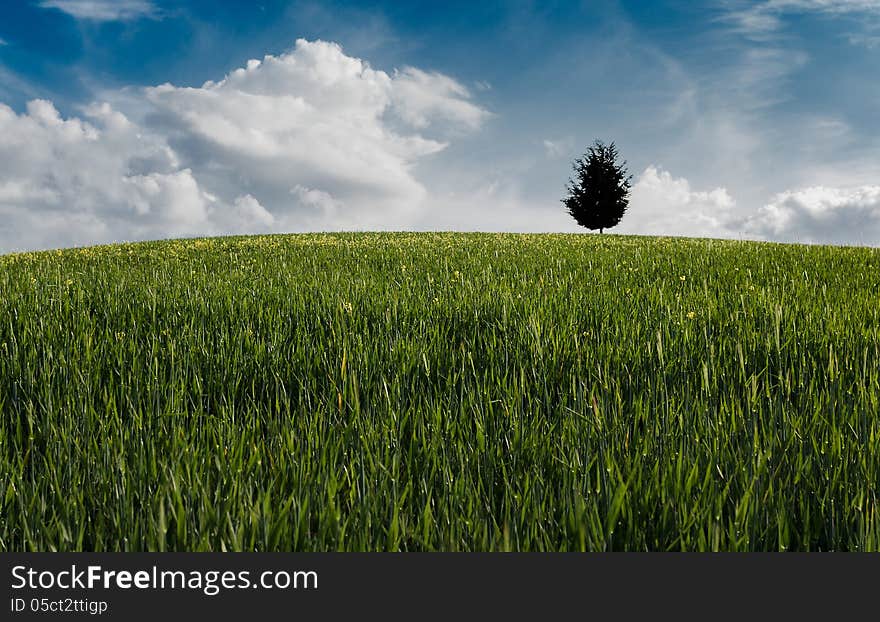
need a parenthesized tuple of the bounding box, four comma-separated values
(566, 166, 880, 245)
(746, 185, 880, 245)
(0, 39, 489, 251)
(0, 99, 217, 249)
(616, 166, 740, 238)
(232, 194, 275, 228)
(38, 0, 159, 21)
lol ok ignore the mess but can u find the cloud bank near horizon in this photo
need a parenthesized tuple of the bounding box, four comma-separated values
(0, 39, 490, 250)
(0, 37, 879, 251)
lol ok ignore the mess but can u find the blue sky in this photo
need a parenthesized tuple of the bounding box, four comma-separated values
(1, 0, 879, 250)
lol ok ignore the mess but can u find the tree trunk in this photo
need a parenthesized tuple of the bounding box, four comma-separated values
(600, 228, 603, 234)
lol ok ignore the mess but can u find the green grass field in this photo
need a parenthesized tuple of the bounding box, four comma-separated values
(1, 232, 878, 551)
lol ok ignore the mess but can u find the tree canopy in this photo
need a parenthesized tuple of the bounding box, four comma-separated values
(563, 140, 632, 234)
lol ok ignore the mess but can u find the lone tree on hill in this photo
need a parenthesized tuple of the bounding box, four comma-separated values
(563, 140, 632, 234)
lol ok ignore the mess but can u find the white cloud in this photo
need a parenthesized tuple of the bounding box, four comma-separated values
(141, 39, 478, 230)
(122, 169, 210, 226)
(770, 0, 880, 11)
(616, 166, 740, 238)
(746, 185, 880, 245)
(0, 99, 215, 249)
(0, 39, 489, 251)
(230, 194, 275, 229)
(390, 67, 491, 130)
(38, 0, 158, 21)
(415, 166, 742, 238)
(724, 0, 880, 36)
(847, 32, 880, 47)
(608, 169, 880, 245)
(290, 185, 344, 225)
(542, 137, 574, 159)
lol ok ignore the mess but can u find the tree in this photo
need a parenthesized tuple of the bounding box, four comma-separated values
(562, 140, 632, 234)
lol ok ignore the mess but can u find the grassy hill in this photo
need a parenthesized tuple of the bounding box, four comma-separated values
(1, 232, 878, 551)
